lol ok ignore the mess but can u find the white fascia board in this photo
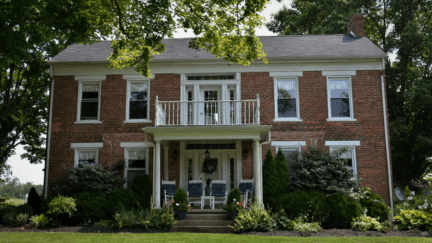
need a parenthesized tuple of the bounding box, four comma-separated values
(75, 75, 106, 81)
(71, 143, 104, 148)
(123, 74, 154, 80)
(322, 71, 356, 76)
(120, 142, 151, 148)
(271, 141, 306, 147)
(325, 141, 361, 146)
(269, 71, 303, 77)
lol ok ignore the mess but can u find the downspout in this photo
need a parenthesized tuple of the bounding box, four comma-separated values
(142, 128, 156, 207)
(381, 58, 394, 217)
(44, 65, 54, 199)
(259, 131, 271, 206)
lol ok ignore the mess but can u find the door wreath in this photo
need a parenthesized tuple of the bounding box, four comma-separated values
(202, 158, 217, 174)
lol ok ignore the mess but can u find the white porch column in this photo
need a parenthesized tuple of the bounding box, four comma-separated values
(163, 146, 169, 181)
(155, 140, 161, 209)
(253, 139, 262, 204)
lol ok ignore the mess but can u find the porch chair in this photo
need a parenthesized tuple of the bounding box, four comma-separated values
(187, 180, 204, 209)
(162, 180, 176, 206)
(238, 178, 254, 208)
(210, 180, 227, 209)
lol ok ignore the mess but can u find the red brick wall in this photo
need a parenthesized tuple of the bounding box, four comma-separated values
(48, 70, 392, 205)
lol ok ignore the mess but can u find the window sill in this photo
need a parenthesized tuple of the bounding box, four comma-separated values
(273, 118, 303, 122)
(123, 120, 153, 124)
(74, 121, 102, 124)
(326, 118, 357, 122)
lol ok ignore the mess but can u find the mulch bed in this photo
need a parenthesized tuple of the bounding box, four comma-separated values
(0, 224, 431, 237)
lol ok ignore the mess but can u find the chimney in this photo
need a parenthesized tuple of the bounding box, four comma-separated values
(347, 13, 365, 37)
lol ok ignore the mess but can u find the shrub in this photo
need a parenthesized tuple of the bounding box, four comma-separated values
(172, 188, 188, 212)
(274, 148, 290, 192)
(148, 207, 176, 230)
(281, 191, 328, 222)
(131, 174, 152, 210)
(394, 209, 432, 231)
(113, 209, 138, 228)
(292, 214, 321, 233)
(15, 213, 29, 226)
(230, 201, 275, 233)
(28, 187, 42, 215)
(290, 146, 358, 194)
(49, 162, 125, 197)
(107, 188, 141, 216)
(46, 195, 77, 226)
(0, 205, 17, 224)
(29, 214, 50, 228)
(224, 187, 243, 211)
(2, 212, 17, 226)
(323, 193, 363, 229)
(271, 209, 293, 230)
(70, 191, 109, 225)
(17, 203, 34, 217)
(93, 219, 114, 227)
(359, 191, 390, 222)
(351, 208, 383, 231)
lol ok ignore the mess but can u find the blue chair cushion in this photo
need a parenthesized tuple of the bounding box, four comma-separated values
(188, 183, 202, 197)
(211, 183, 226, 197)
(239, 183, 253, 194)
(163, 184, 176, 196)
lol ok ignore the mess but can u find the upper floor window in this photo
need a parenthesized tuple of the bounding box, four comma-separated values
(126, 81, 149, 122)
(327, 77, 355, 121)
(77, 82, 101, 122)
(274, 78, 301, 122)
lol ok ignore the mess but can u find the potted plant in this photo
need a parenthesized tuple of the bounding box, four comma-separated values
(223, 187, 243, 220)
(172, 188, 189, 220)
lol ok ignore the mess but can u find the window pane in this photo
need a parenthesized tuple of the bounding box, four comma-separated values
(78, 151, 96, 167)
(127, 170, 146, 190)
(188, 159, 193, 182)
(330, 98, 350, 117)
(277, 99, 296, 117)
(82, 91, 98, 99)
(230, 158, 235, 190)
(80, 101, 98, 120)
(130, 101, 147, 119)
(278, 80, 296, 98)
(282, 150, 297, 173)
(130, 91, 147, 101)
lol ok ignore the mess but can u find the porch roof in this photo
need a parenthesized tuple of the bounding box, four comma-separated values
(142, 125, 272, 141)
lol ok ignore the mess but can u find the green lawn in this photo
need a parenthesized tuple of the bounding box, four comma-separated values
(1, 233, 431, 243)
(1, 198, 25, 207)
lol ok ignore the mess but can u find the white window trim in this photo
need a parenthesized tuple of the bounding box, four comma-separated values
(326, 76, 356, 121)
(271, 141, 306, 147)
(273, 77, 303, 122)
(325, 141, 360, 146)
(75, 80, 102, 124)
(124, 79, 152, 123)
(329, 146, 357, 179)
(71, 143, 103, 168)
(122, 144, 149, 188)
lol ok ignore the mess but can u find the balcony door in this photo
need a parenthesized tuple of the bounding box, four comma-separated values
(199, 86, 221, 125)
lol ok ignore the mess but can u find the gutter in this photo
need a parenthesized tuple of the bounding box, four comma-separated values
(381, 58, 394, 217)
(259, 131, 271, 206)
(44, 65, 54, 199)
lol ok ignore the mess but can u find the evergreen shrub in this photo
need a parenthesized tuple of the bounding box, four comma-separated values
(28, 187, 42, 215)
(289, 146, 358, 194)
(107, 188, 140, 216)
(224, 187, 243, 211)
(323, 193, 363, 229)
(131, 174, 152, 210)
(70, 191, 110, 225)
(172, 188, 188, 212)
(359, 192, 390, 222)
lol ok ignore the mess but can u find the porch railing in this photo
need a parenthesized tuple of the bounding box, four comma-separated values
(155, 94, 260, 126)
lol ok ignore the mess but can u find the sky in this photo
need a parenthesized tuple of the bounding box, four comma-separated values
(5, 0, 293, 186)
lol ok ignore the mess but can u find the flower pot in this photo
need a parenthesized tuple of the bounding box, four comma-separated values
(177, 211, 187, 220)
(227, 210, 239, 220)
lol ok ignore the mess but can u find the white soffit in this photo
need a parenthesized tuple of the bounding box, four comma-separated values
(71, 143, 104, 148)
(269, 71, 303, 77)
(271, 141, 307, 146)
(325, 141, 361, 146)
(322, 71, 356, 76)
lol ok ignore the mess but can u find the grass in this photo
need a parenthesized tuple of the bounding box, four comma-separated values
(1, 198, 25, 207)
(0, 233, 431, 243)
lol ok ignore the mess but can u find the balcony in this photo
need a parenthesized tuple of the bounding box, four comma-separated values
(155, 94, 260, 126)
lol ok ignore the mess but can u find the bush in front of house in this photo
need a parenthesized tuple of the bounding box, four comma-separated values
(28, 187, 42, 215)
(224, 187, 242, 211)
(0, 203, 34, 226)
(29, 214, 50, 228)
(322, 193, 363, 229)
(359, 191, 390, 222)
(172, 188, 188, 212)
(49, 162, 125, 198)
(289, 146, 358, 194)
(230, 201, 275, 233)
(107, 188, 141, 216)
(70, 191, 110, 225)
(46, 194, 77, 226)
(131, 174, 153, 210)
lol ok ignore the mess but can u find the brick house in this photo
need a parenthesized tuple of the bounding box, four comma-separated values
(45, 14, 393, 209)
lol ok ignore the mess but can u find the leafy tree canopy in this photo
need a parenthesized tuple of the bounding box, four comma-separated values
(267, 0, 432, 188)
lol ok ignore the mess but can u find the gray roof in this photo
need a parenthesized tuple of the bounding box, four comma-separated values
(48, 34, 387, 64)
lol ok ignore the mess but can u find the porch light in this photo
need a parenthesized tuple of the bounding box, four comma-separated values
(205, 148, 210, 159)
(172, 148, 178, 161)
(243, 148, 248, 159)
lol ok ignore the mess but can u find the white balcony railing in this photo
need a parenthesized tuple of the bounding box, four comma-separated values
(155, 94, 260, 126)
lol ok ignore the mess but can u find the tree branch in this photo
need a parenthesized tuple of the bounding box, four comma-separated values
(111, 0, 131, 39)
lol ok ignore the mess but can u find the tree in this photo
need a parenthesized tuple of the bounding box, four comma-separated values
(1, 0, 270, 175)
(274, 148, 290, 192)
(266, 0, 432, 189)
(263, 147, 277, 209)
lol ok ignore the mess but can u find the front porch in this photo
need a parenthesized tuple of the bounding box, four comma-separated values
(143, 125, 272, 209)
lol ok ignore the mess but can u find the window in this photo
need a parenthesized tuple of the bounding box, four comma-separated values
(71, 143, 103, 168)
(274, 78, 301, 121)
(271, 141, 305, 174)
(330, 146, 357, 179)
(187, 158, 193, 182)
(77, 82, 101, 122)
(327, 77, 355, 120)
(126, 81, 149, 121)
(125, 149, 148, 189)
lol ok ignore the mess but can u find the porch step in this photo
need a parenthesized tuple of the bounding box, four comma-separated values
(187, 209, 225, 214)
(187, 213, 228, 220)
(176, 219, 234, 227)
(171, 226, 235, 233)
